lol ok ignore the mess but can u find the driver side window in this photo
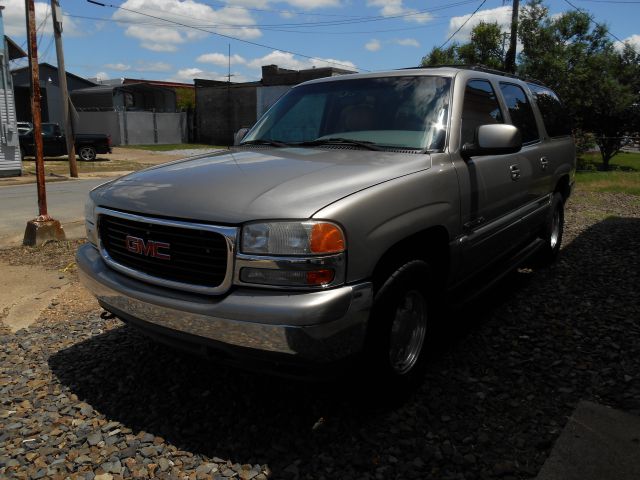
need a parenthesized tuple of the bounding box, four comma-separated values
(460, 80, 504, 147)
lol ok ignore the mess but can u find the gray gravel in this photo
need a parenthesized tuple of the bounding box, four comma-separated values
(1, 190, 639, 479)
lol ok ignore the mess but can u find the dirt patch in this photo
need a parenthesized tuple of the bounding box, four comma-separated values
(16, 147, 224, 181)
(0, 240, 98, 331)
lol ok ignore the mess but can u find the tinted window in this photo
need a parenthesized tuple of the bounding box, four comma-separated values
(269, 93, 326, 142)
(460, 80, 504, 146)
(527, 83, 572, 137)
(499, 83, 539, 144)
(41, 124, 56, 136)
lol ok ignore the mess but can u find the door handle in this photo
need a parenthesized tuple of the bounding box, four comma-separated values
(539, 156, 549, 170)
(509, 164, 521, 181)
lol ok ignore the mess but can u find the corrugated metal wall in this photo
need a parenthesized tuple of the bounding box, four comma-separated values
(0, 52, 22, 177)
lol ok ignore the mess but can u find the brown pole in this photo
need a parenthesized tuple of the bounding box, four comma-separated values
(51, 0, 78, 177)
(25, 0, 49, 220)
(504, 0, 520, 74)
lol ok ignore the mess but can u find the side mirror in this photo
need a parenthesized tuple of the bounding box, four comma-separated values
(234, 127, 250, 146)
(461, 124, 522, 160)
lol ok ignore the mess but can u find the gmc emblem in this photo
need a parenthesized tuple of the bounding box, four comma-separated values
(125, 235, 171, 260)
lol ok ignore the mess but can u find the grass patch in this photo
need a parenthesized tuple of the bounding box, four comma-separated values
(125, 143, 222, 151)
(576, 171, 640, 195)
(577, 151, 640, 172)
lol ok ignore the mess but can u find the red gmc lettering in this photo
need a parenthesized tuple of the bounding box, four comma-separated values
(125, 235, 171, 260)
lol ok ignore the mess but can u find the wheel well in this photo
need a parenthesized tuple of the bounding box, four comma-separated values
(371, 226, 450, 291)
(555, 175, 571, 201)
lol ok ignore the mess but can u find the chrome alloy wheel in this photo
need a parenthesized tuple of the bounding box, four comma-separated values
(389, 290, 427, 375)
(79, 147, 96, 161)
(550, 207, 561, 249)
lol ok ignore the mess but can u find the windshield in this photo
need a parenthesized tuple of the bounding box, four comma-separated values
(242, 75, 451, 151)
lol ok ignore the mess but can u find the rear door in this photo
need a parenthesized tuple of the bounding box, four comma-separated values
(527, 83, 575, 194)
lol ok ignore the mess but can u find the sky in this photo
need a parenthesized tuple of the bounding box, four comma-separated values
(1, 0, 638, 84)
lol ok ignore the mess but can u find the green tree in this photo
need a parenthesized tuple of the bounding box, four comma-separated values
(518, 1, 640, 169)
(421, 21, 505, 69)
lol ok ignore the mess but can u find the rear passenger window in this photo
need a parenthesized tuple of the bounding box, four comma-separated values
(527, 83, 572, 137)
(499, 83, 539, 144)
(460, 80, 504, 147)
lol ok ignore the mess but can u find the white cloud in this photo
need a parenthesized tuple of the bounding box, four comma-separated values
(113, 0, 261, 52)
(280, 10, 296, 19)
(95, 72, 109, 81)
(222, 0, 338, 7)
(220, 0, 270, 7)
(446, 6, 511, 43)
(280, 0, 340, 8)
(105, 63, 131, 71)
(135, 61, 173, 72)
(616, 34, 640, 52)
(196, 53, 247, 66)
(365, 39, 381, 52)
(168, 67, 249, 83)
(394, 38, 420, 47)
(246, 50, 356, 71)
(104, 61, 173, 73)
(2, 0, 82, 37)
(367, 0, 432, 24)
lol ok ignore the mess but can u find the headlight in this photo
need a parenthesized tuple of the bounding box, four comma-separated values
(84, 197, 98, 246)
(237, 220, 346, 289)
(241, 221, 345, 255)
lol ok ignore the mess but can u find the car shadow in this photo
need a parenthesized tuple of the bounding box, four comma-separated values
(49, 216, 640, 475)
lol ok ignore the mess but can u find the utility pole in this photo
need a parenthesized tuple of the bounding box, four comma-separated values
(51, 0, 77, 177)
(504, 0, 520, 73)
(23, 0, 65, 246)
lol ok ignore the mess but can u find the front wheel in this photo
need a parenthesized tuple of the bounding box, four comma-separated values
(364, 260, 432, 390)
(538, 192, 565, 264)
(78, 146, 97, 161)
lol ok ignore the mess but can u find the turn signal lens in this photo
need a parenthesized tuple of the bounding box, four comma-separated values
(310, 223, 345, 254)
(306, 269, 335, 285)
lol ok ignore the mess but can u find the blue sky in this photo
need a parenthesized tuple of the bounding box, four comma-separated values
(1, 0, 639, 84)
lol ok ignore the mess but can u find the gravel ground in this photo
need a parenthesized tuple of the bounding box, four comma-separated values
(1, 190, 639, 480)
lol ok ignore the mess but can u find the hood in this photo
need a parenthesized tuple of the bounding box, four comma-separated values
(92, 147, 431, 224)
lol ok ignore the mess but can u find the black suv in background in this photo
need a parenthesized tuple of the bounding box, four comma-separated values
(19, 123, 112, 161)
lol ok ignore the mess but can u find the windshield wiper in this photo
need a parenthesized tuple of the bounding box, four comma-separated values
(297, 137, 382, 151)
(239, 139, 291, 147)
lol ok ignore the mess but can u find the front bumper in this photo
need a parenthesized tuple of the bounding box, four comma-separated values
(77, 244, 373, 364)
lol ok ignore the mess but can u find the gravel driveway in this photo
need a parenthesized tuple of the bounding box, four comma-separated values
(1, 190, 639, 480)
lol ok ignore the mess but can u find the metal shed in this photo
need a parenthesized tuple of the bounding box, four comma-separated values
(0, 7, 26, 177)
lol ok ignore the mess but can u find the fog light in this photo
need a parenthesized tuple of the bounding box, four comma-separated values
(240, 267, 335, 287)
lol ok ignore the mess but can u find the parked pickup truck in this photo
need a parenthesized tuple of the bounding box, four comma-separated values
(19, 122, 111, 161)
(78, 67, 575, 385)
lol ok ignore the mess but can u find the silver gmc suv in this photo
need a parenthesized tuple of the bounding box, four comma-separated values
(78, 67, 575, 384)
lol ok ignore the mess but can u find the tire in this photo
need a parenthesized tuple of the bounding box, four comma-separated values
(79, 146, 97, 161)
(538, 192, 565, 264)
(364, 260, 432, 391)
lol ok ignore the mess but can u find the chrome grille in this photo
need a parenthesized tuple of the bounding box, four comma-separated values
(97, 208, 236, 294)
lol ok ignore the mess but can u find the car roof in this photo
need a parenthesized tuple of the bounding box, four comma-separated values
(297, 66, 546, 89)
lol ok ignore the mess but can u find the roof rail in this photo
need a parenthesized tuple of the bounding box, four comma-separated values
(402, 64, 548, 87)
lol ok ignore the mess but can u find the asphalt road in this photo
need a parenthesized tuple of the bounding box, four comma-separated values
(0, 179, 108, 246)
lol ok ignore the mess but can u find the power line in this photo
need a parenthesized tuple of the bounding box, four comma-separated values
(439, 0, 487, 48)
(85, 0, 367, 72)
(562, 0, 639, 54)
